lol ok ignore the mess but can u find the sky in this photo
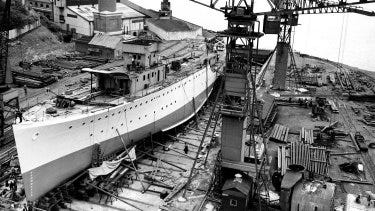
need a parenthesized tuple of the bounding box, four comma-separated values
(131, 0, 375, 71)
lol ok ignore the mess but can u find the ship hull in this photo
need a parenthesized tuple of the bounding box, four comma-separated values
(13, 65, 217, 201)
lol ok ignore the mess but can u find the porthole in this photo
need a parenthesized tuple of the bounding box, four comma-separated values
(170, 103, 172, 105)
(145, 115, 147, 117)
(112, 113, 114, 116)
(161, 107, 163, 110)
(90, 134, 93, 137)
(146, 101, 148, 103)
(98, 118, 101, 120)
(130, 107, 132, 110)
(130, 120, 133, 123)
(138, 117, 141, 120)
(69, 126, 72, 129)
(101, 130, 103, 133)
(118, 111, 121, 114)
(121, 123, 124, 126)
(140, 103, 142, 106)
(111, 127, 114, 129)
(135, 105, 137, 108)
(82, 122, 85, 125)
(105, 115, 108, 118)
(90, 120, 94, 123)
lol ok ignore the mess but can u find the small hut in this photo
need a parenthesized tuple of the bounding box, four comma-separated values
(221, 174, 253, 211)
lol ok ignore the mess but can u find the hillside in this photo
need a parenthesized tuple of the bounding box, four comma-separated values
(8, 26, 74, 71)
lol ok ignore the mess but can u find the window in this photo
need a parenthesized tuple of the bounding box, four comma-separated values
(143, 75, 146, 81)
(67, 14, 77, 18)
(148, 74, 150, 79)
(229, 199, 237, 207)
(138, 55, 141, 60)
(46, 4, 49, 8)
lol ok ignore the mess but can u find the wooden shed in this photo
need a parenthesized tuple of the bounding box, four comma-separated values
(221, 174, 253, 211)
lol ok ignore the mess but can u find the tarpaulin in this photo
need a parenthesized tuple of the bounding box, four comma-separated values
(88, 146, 136, 180)
(88, 158, 125, 180)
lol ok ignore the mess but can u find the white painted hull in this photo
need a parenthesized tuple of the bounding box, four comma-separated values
(13, 65, 218, 201)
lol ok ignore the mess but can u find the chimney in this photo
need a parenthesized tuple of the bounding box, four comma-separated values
(98, 0, 116, 12)
(159, 0, 172, 18)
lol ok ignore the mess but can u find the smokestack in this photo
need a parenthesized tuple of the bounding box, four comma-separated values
(98, 0, 116, 12)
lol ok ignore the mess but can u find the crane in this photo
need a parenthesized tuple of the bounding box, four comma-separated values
(188, 0, 375, 209)
(260, 0, 375, 89)
(188, 0, 270, 209)
(191, 0, 375, 90)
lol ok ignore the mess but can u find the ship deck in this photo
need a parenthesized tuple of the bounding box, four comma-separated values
(21, 52, 223, 123)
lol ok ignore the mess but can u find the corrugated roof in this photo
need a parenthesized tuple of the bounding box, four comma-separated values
(222, 177, 252, 195)
(68, 3, 145, 22)
(147, 18, 192, 32)
(88, 33, 122, 49)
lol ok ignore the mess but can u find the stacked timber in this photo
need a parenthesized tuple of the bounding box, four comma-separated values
(300, 128, 314, 144)
(289, 142, 310, 171)
(269, 124, 289, 143)
(285, 142, 329, 176)
(307, 147, 328, 175)
(12, 70, 57, 88)
(277, 146, 288, 175)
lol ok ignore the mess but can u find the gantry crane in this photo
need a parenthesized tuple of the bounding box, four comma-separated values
(260, 0, 375, 89)
(189, 0, 375, 209)
(190, 0, 270, 209)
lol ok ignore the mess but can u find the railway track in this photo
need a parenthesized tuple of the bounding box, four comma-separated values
(339, 100, 375, 188)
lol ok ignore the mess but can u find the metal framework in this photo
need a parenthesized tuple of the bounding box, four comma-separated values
(262, 0, 375, 89)
(0, 0, 11, 86)
(190, 0, 270, 209)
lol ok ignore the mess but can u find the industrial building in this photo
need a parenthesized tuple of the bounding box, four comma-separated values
(26, 0, 53, 20)
(74, 0, 204, 59)
(65, 2, 146, 36)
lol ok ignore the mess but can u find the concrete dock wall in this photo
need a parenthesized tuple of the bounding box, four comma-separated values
(9, 21, 41, 40)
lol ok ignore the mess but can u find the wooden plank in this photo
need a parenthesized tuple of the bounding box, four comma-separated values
(278, 146, 282, 172)
(284, 127, 289, 143)
(271, 124, 279, 138)
(301, 127, 305, 143)
(282, 146, 286, 175)
(164, 181, 187, 202)
(277, 125, 283, 141)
